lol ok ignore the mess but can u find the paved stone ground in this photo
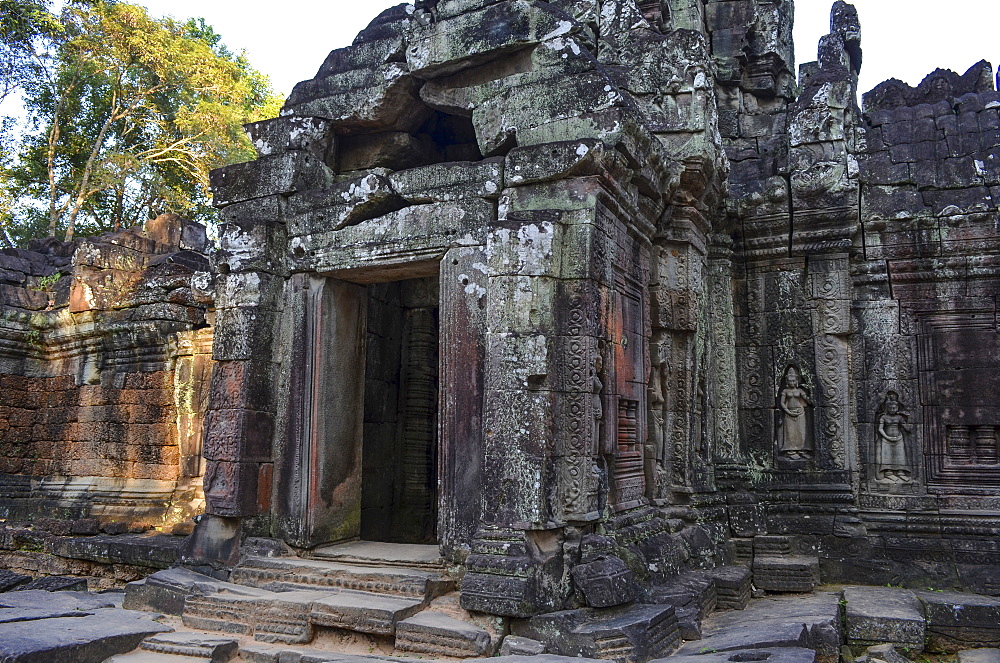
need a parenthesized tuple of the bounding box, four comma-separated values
(4, 578, 1000, 663)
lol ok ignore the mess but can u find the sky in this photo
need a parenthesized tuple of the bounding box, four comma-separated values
(122, 1, 1000, 100)
(3, 1, 999, 114)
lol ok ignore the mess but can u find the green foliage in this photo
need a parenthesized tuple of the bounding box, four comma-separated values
(2, 0, 283, 244)
(0, 0, 60, 102)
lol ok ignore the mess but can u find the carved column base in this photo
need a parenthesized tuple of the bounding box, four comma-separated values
(460, 527, 563, 618)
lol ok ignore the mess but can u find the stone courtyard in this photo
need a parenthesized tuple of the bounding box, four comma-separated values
(1, 0, 1000, 661)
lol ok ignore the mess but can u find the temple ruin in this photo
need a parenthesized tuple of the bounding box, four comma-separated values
(1, 0, 1000, 661)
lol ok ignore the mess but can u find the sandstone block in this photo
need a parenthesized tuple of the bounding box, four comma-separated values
(917, 590, 1000, 652)
(753, 555, 820, 593)
(844, 585, 926, 652)
(395, 611, 493, 656)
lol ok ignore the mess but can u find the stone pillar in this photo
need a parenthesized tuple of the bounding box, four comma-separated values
(438, 246, 488, 557)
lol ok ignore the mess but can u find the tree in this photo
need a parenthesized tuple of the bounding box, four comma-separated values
(0, 0, 59, 103)
(5, 1, 282, 243)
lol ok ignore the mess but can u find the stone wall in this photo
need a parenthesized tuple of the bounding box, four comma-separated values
(0, 215, 214, 527)
(190, 0, 1000, 605)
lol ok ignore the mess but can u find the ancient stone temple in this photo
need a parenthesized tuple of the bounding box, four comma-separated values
(2, 0, 1000, 659)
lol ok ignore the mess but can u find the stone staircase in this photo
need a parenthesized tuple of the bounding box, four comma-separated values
(113, 535, 820, 663)
(749, 535, 821, 593)
(122, 542, 505, 660)
(178, 550, 479, 651)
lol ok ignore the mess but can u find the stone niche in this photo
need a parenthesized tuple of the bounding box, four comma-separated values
(0, 214, 214, 527)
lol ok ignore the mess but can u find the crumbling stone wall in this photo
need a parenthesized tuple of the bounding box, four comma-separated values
(0, 215, 214, 527)
(190, 0, 1000, 605)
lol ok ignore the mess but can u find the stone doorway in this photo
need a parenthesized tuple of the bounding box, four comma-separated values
(361, 276, 440, 544)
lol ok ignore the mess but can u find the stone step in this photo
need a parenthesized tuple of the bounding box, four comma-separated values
(239, 642, 400, 663)
(230, 555, 454, 600)
(704, 566, 752, 610)
(753, 535, 793, 555)
(182, 588, 328, 644)
(310, 590, 425, 635)
(916, 589, 1000, 652)
(141, 632, 239, 661)
(752, 555, 820, 593)
(395, 611, 493, 657)
(309, 540, 447, 571)
(843, 585, 926, 653)
(106, 653, 211, 663)
(182, 585, 425, 642)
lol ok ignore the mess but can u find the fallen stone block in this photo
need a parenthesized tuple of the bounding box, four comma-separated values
(844, 586, 926, 653)
(705, 566, 752, 610)
(0, 608, 171, 663)
(651, 648, 818, 663)
(0, 589, 118, 612)
(573, 555, 639, 609)
(515, 603, 680, 663)
(396, 610, 493, 657)
(501, 635, 547, 656)
(182, 589, 271, 635)
(0, 606, 91, 623)
(124, 567, 249, 615)
(644, 572, 718, 640)
(855, 643, 914, 663)
(677, 592, 843, 663)
(15, 576, 89, 592)
(0, 570, 30, 592)
(917, 590, 1000, 652)
(753, 556, 820, 593)
(141, 632, 239, 662)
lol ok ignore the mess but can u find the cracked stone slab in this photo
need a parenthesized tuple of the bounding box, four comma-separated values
(651, 647, 818, 663)
(916, 590, 1000, 652)
(676, 592, 842, 663)
(141, 632, 239, 662)
(843, 586, 926, 652)
(0, 608, 171, 663)
(395, 610, 492, 656)
(309, 590, 424, 635)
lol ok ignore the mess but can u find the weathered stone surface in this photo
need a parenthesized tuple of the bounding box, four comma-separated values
(677, 592, 843, 663)
(4, 0, 1000, 645)
(844, 586, 926, 652)
(309, 590, 424, 635)
(959, 649, 1000, 663)
(501, 635, 547, 656)
(572, 555, 638, 609)
(0, 570, 30, 592)
(0, 608, 171, 663)
(704, 566, 752, 610)
(140, 632, 238, 662)
(753, 556, 820, 593)
(395, 611, 493, 656)
(917, 590, 1000, 652)
(14, 576, 88, 592)
(123, 567, 235, 616)
(652, 649, 818, 663)
(514, 604, 681, 663)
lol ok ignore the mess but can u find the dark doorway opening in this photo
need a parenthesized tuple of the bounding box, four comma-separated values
(361, 276, 440, 543)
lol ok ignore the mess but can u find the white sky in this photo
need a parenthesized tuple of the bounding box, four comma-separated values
(3, 1, 999, 115)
